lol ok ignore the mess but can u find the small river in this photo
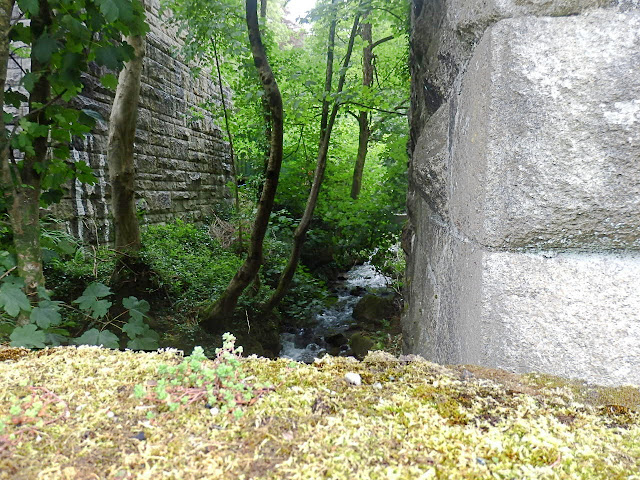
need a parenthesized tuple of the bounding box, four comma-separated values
(279, 263, 391, 362)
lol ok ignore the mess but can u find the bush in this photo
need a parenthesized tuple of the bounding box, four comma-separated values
(140, 220, 243, 309)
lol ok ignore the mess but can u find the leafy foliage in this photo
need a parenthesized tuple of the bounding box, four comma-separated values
(0, 262, 159, 350)
(135, 333, 274, 419)
(141, 220, 243, 309)
(5, 0, 150, 205)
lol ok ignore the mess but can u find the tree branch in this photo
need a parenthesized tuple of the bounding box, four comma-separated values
(371, 35, 393, 50)
(345, 101, 407, 116)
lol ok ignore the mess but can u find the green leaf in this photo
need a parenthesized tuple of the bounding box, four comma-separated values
(74, 328, 119, 349)
(17, 0, 39, 15)
(122, 296, 150, 322)
(127, 332, 159, 351)
(73, 282, 112, 318)
(0, 281, 31, 317)
(95, 46, 120, 69)
(10, 324, 46, 348)
(33, 33, 58, 63)
(30, 300, 62, 329)
(122, 317, 145, 339)
(0, 251, 16, 270)
(90, 299, 112, 319)
(100, 73, 118, 90)
(98, 0, 120, 22)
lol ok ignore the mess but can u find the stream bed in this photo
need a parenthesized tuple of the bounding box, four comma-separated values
(279, 263, 391, 362)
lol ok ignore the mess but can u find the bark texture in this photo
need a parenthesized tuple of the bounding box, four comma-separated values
(350, 20, 373, 199)
(9, 0, 51, 321)
(108, 32, 145, 258)
(0, 0, 15, 195)
(200, 0, 284, 329)
(264, 11, 361, 311)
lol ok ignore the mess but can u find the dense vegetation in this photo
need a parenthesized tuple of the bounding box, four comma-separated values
(0, 0, 409, 356)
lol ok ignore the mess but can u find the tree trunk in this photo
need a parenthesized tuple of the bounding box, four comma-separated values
(108, 29, 145, 272)
(319, 0, 338, 144)
(9, 0, 52, 322)
(260, 0, 267, 18)
(200, 0, 283, 330)
(264, 11, 361, 312)
(350, 20, 372, 200)
(0, 0, 16, 200)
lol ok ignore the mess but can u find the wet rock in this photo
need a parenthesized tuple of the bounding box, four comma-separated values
(352, 294, 396, 329)
(349, 333, 375, 360)
(349, 286, 367, 297)
(326, 333, 348, 348)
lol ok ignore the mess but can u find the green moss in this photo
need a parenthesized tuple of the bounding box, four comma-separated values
(0, 348, 638, 479)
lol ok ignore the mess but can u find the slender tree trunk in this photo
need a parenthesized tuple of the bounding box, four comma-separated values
(264, 11, 361, 312)
(0, 0, 16, 198)
(319, 0, 338, 144)
(200, 0, 283, 330)
(350, 19, 372, 199)
(9, 0, 51, 322)
(108, 29, 145, 273)
(258, 0, 271, 202)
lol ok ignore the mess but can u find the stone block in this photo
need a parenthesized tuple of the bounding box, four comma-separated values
(406, 5, 640, 386)
(451, 11, 640, 250)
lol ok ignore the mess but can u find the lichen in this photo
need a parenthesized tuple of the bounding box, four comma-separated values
(0, 346, 638, 479)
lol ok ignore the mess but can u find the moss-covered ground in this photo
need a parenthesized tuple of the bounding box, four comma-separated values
(1, 346, 639, 479)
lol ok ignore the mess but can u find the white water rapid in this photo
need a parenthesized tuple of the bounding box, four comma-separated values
(279, 263, 391, 363)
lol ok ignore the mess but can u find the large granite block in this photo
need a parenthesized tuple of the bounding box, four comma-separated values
(452, 11, 640, 250)
(406, 2, 640, 386)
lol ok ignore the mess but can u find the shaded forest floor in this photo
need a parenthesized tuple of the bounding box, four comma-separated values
(1, 346, 639, 479)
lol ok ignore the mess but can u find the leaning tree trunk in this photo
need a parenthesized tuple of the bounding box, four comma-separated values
(108, 28, 145, 278)
(264, 11, 361, 312)
(350, 19, 373, 200)
(200, 0, 283, 330)
(9, 0, 52, 322)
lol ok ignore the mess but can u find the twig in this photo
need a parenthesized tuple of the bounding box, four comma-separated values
(0, 266, 17, 281)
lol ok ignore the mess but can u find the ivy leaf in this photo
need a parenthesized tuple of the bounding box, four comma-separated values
(123, 296, 150, 322)
(10, 324, 46, 348)
(33, 33, 58, 63)
(74, 328, 119, 349)
(30, 300, 62, 329)
(0, 281, 31, 317)
(100, 73, 118, 90)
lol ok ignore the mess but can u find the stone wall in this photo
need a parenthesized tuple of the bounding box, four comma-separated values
(406, 0, 640, 386)
(54, 0, 233, 244)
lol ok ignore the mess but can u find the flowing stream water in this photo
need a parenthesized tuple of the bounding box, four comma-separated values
(279, 263, 391, 362)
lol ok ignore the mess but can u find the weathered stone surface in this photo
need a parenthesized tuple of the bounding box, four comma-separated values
(406, 0, 640, 386)
(42, 0, 232, 243)
(482, 252, 640, 385)
(452, 12, 640, 250)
